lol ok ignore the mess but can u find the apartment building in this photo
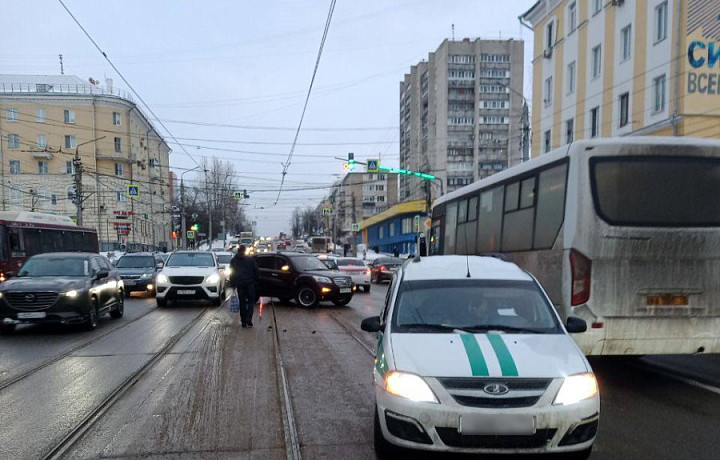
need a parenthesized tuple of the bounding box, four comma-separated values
(325, 172, 398, 241)
(521, 0, 720, 154)
(0, 75, 171, 251)
(399, 38, 525, 200)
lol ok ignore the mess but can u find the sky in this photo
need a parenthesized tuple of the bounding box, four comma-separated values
(1, 0, 537, 236)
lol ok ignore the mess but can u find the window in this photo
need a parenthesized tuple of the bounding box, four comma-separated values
(66, 160, 75, 174)
(477, 187, 503, 252)
(65, 135, 76, 149)
(10, 187, 22, 209)
(655, 1, 668, 43)
(458, 199, 468, 223)
(51, 195, 57, 206)
(6, 108, 18, 122)
(114, 137, 122, 153)
(566, 118, 574, 144)
(115, 163, 123, 177)
(544, 77, 553, 106)
(482, 116, 507, 124)
(619, 92, 630, 127)
(593, 0, 602, 14)
(567, 61, 576, 94)
(546, 20, 554, 50)
(9, 161, 20, 175)
(592, 45, 602, 79)
(7, 134, 19, 148)
(544, 130, 552, 153)
(113, 112, 121, 125)
(621, 25, 632, 61)
(653, 74, 666, 113)
(37, 134, 47, 148)
(533, 163, 568, 248)
(389, 222, 395, 237)
(449, 70, 475, 79)
(444, 202, 457, 253)
(568, 2, 577, 32)
(63, 109, 75, 124)
(590, 107, 600, 137)
(36, 108, 46, 123)
(378, 226, 384, 239)
(149, 158, 159, 167)
(116, 191, 127, 202)
(505, 182, 519, 212)
(38, 161, 48, 175)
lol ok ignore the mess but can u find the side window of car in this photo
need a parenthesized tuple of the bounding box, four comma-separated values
(90, 257, 101, 275)
(99, 257, 113, 271)
(275, 256, 289, 271)
(256, 256, 274, 270)
(381, 275, 398, 323)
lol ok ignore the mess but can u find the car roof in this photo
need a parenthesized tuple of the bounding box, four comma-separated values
(214, 251, 233, 256)
(400, 255, 532, 282)
(171, 251, 213, 255)
(119, 252, 155, 257)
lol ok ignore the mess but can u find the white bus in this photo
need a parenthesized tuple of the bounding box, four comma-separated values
(431, 137, 720, 356)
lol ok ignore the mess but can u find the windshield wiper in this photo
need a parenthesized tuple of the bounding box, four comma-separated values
(455, 324, 547, 334)
(399, 323, 457, 332)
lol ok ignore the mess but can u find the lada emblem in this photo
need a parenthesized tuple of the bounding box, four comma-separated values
(483, 383, 510, 395)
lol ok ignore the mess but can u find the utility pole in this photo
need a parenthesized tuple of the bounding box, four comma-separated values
(74, 137, 105, 226)
(204, 168, 213, 248)
(351, 191, 357, 257)
(180, 165, 200, 249)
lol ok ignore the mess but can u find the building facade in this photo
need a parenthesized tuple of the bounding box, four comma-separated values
(521, 0, 720, 154)
(0, 75, 171, 251)
(356, 201, 428, 255)
(399, 38, 526, 201)
(325, 172, 398, 242)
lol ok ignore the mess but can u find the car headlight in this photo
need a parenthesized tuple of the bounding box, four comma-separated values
(226, 268, 233, 276)
(312, 275, 332, 284)
(205, 274, 220, 284)
(385, 371, 438, 403)
(157, 274, 169, 284)
(64, 290, 79, 298)
(140, 273, 152, 279)
(553, 373, 598, 405)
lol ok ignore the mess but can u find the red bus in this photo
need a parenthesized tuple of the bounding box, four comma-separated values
(0, 211, 99, 281)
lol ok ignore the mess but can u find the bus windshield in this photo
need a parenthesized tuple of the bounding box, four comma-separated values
(591, 156, 720, 226)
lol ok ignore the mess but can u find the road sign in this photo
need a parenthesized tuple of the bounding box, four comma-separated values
(187, 230, 195, 239)
(192, 213, 198, 220)
(126, 184, 140, 197)
(413, 215, 421, 232)
(232, 191, 243, 200)
(351, 223, 359, 232)
(366, 159, 379, 173)
(424, 218, 432, 229)
(322, 208, 332, 216)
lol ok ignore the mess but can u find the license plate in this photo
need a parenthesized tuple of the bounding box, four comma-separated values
(460, 414, 535, 435)
(177, 289, 195, 295)
(17, 312, 46, 319)
(339, 288, 352, 294)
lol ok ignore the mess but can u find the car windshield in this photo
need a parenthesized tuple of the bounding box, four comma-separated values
(392, 280, 562, 334)
(17, 257, 89, 277)
(166, 252, 215, 267)
(216, 254, 233, 264)
(338, 259, 365, 267)
(292, 256, 330, 271)
(115, 256, 155, 269)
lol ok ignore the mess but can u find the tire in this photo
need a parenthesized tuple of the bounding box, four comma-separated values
(332, 296, 352, 307)
(295, 286, 318, 308)
(561, 447, 593, 460)
(374, 405, 400, 457)
(363, 285, 371, 293)
(84, 299, 99, 331)
(156, 297, 168, 307)
(0, 324, 16, 334)
(110, 292, 124, 319)
(211, 296, 222, 307)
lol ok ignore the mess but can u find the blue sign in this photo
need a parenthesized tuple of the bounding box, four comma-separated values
(367, 159, 379, 173)
(127, 184, 140, 197)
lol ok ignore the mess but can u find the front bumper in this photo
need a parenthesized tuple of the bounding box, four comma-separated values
(156, 283, 221, 301)
(122, 278, 155, 292)
(375, 378, 599, 454)
(348, 274, 371, 286)
(315, 282, 355, 302)
(0, 296, 93, 326)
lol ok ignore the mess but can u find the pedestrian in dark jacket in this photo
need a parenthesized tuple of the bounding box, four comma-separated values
(229, 245, 260, 328)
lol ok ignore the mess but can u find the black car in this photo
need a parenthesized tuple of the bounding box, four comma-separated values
(0, 252, 124, 333)
(114, 252, 164, 296)
(255, 252, 354, 307)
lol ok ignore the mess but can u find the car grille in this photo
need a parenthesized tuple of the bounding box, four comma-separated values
(333, 277, 352, 287)
(436, 427, 557, 449)
(168, 276, 204, 285)
(121, 275, 141, 280)
(5, 292, 59, 311)
(437, 377, 552, 409)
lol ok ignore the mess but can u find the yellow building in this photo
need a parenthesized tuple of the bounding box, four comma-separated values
(521, 0, 720, 155)
(0, 75, 172, 251)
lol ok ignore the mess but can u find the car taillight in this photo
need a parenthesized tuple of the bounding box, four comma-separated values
(379, 265, 386, 271)
(569, 249, 591, 306)
(366, 269, 371, 275)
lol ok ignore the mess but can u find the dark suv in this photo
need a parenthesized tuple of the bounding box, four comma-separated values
(255, 252, 354, 307)
(0, 252, 124, 333)
(114, 252, 164, 296)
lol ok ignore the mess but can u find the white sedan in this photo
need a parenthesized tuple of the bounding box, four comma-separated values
(335, 257, 371, 293)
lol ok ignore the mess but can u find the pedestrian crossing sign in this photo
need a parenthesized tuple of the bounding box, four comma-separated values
(351, 223, 359, 232)
(127, 184, 140, 197)
(366, 159, 379, 173)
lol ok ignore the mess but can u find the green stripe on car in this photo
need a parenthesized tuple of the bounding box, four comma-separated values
(460, 334, 489, 376)
(487, 333, 519, 376)
(375, 332, 388, 378)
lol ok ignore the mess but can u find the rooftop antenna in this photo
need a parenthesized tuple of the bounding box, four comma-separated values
(59, 54, 64, 75)
(452, 24, 455, 41)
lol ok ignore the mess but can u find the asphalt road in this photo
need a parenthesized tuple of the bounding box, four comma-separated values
(0, 287, 718, 459)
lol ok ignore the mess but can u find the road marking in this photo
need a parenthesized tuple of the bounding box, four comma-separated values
(634, 362, 720, 396)
(328, 312, 374, 356)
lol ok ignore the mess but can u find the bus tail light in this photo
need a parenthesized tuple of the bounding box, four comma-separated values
(570, 249, 591, 306)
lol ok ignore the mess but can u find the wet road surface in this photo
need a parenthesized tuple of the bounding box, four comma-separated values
(0, 287, 718, 458)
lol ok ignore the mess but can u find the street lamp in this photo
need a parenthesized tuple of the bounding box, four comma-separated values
(180, 165, 200, 249)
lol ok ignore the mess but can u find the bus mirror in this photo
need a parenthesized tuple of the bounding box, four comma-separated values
(566, 316, 587, 333)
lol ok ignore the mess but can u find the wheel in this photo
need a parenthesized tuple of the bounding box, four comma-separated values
(278, 297, 291, 304)
(156, 297, 168, 307)
(372, 273, 379, 284)
(211, 296, 222, 306)
(0, 324, 16, 334)
(363, 285, 371, 293)
(561, 447, 593, 460)
(84, 299, 99, 331)
(295, 286, 318, 308)
(332, 296, 352, 307)
(374, 405, 400, 457)
(110, 292, 124, 319)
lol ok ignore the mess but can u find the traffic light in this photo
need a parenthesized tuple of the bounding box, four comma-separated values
(348, 152, 355, 167)
(191, 224, 199, 232)
(172, 231, 177, 239)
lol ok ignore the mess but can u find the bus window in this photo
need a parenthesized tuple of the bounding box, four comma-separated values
(0, 225, 7, 261)
(9, 229, 24, 258)
(520, 177, 536, 208)
(444, 202, 458, 253)
(502, 176, 536, 252)
(534, 163, 568, 249)
(477, 187, 503, 252)
(504, 182, 519, 211)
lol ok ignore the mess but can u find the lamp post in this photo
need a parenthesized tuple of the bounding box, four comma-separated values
(180, 166, 200, 249)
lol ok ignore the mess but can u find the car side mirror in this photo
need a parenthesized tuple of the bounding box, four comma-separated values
(361, 316, 382, 333)
(566, 316, 587, 334)
(96, 270, 109, 280)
